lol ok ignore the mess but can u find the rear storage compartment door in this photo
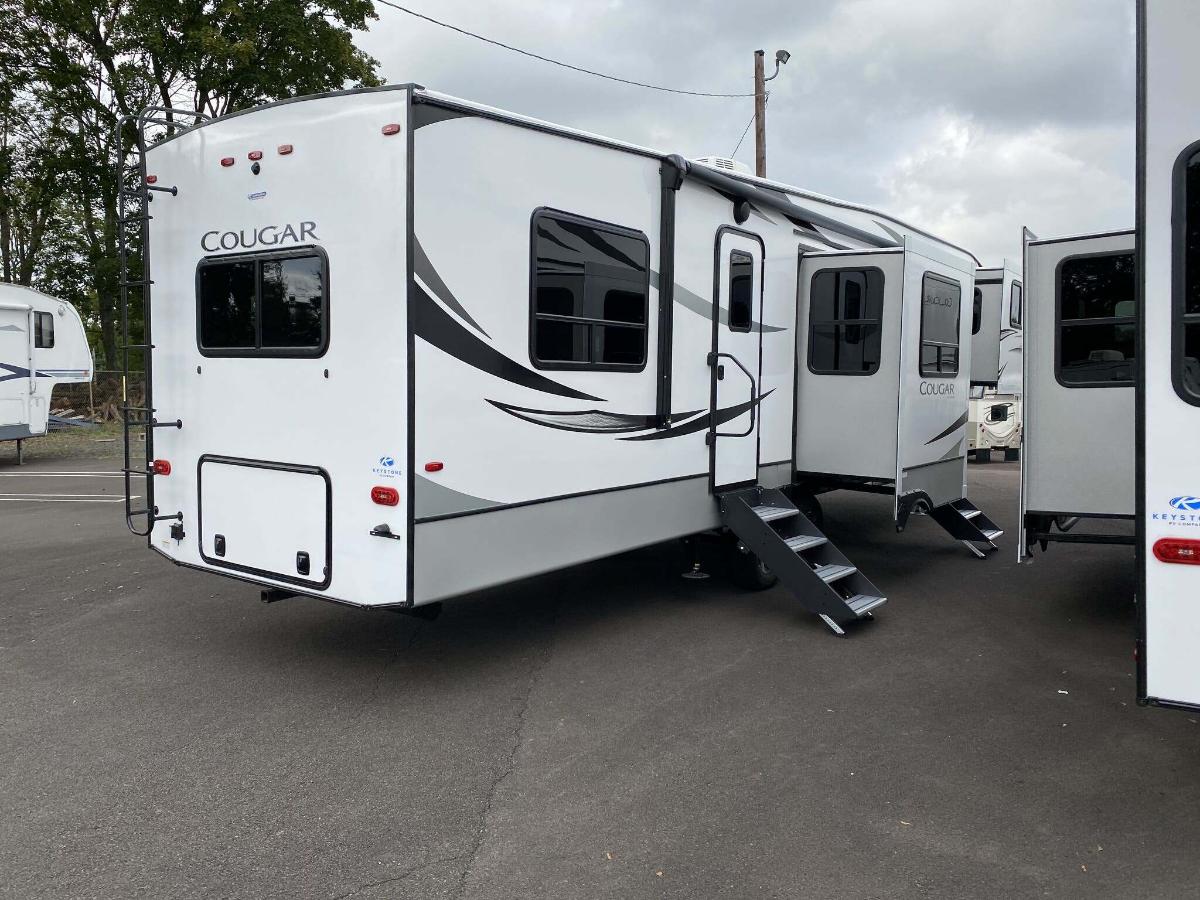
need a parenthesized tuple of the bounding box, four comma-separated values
(0, 306, 31, 430)
(199, 456, 332, 589)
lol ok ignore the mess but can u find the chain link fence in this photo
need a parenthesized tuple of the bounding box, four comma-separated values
(51, 371, 145, 422)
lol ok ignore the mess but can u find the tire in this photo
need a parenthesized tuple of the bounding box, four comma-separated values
(974, 448, 993, 464)
(1004, 448, 1020, 462)
(731, 545, 779, 591)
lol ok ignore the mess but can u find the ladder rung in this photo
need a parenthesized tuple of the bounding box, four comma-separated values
(121, 467, 153, 476)
(119, 280, 154, 287)
(119, 344, 153, 350)
(121, 406, 155, 413)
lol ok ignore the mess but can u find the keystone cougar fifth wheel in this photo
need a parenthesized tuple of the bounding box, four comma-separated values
(1137, 0, 1200, 707)
(116, 85, 998, 636)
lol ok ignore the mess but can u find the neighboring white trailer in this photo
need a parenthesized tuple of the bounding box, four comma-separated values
(1137, 0, 1200, 709)
(0, 285, 92, 462)
(1018, 229, 1136, 558)
(968, 261, 1023, 461)
(118, 86, 999, 635)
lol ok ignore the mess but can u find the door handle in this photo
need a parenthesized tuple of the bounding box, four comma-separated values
(707, 351, 757, 439)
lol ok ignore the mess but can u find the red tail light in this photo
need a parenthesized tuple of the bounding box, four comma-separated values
(220, 157, 235, 167)
(381, 123, 401, 136)
(248, 150, 263, 161)
(152, 459, 172, 476)
(371, 486, 400, 506)
(1153, 538, 1200, 565)
(145, 174, 158, 184)
(424, 461, 444, 472)
(277, 144, 293, 155)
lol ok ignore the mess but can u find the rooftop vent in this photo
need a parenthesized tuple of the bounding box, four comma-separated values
(692, 156, 751, 175)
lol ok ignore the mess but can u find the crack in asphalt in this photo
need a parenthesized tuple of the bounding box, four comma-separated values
(453, 602, 561, 899)
(328, 851, 469, 900)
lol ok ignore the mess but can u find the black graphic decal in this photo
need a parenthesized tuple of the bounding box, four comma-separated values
(488, 400, 703, 434)
(413, 238, 490, 337)
(924, 410, 969, 445)
(620, 389, 775, 442)
(415, 286, 604, 402)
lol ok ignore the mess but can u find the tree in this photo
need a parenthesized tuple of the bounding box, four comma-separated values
(2, 0, 381, 368)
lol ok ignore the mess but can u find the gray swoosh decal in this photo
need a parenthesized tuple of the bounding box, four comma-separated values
(415, 474, 500, 520)
(487, 400, 703, 434)
(938, 437, 966, 461)
(924, 410, 970, 445)
(652, 272, 785, 334)
(0, 325, 22, 332)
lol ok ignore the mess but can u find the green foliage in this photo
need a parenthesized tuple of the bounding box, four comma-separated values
(0, 0, 382, 367)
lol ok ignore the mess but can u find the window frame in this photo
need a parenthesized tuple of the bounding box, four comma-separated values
(195, 244, 330, 359)
(1009, 280, 1023, 328)
(918, 271, 962, 378)
(806, 266, 885, 377)
(33, 311, 54, 349)
(527, 207, 651, 373)
(1053, 249, 1137, 390)
(1172, 139, 1200, 406)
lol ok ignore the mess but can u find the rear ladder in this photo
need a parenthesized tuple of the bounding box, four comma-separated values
(717, 487, 886, 635)
(114, 107, 206, 535)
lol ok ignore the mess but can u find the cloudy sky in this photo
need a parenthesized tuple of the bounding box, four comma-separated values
(356, 0, 1135, 264)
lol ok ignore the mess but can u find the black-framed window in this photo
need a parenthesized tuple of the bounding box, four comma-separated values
(919, 272, 961, 376)
(728, 250, 754, 332)
(1010, 281, 1023, 328)
(33, 312, 54, 348)
(530, 209, 649, 371)
(1175, 144, 1200, 403)
(197, 247, 328, 356)
(1056, 251, 1135, 387)
(971, 287, 983, 335)
(808, 268, 883, 376)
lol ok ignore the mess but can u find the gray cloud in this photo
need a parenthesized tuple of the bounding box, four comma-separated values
(357, 0, 1135, 263)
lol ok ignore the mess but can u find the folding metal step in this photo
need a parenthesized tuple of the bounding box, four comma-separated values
(716, 486, 886, 636)
(928, 498, 1004, 557)
(813, 563, 856, 583)
(784, 534, 827, 553)
(752, 504, 798, 523)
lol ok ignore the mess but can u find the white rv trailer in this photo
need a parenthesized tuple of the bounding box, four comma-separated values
(1017, 228, 1136, 559)
(1136, 0, 1200, 708)
(968, 261, 1023, 462)
(0, 285, 93, 463)
(117, 85, 1001, 635)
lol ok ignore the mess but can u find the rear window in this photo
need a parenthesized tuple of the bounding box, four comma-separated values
(1056, 252, 1135, 387)
(919, 272, 962, 376)
(197, 249, 327, 356)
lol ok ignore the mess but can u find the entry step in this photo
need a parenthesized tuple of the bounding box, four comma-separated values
(813, 563, 857, 583)
(785, 534, 828, 553)
(846, 594, 887, 616)
(752, 505, 799, 524)
(982, 528, 1003, 540)
(962, 508, 982, 520)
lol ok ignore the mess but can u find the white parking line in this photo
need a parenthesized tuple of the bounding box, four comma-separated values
(0, 494, 138, 503)
(0, 472, 124, 478)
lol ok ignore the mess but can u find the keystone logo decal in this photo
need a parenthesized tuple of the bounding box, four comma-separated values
(371, 455, 399, 478)
(1151, 495, 1200, 527)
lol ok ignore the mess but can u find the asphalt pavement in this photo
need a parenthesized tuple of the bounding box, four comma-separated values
(2, 457, 1197, 899)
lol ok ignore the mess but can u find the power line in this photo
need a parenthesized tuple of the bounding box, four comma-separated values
(374, 0, 756, 98)
(730, 91, 766, 158)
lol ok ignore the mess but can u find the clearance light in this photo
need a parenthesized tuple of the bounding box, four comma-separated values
(1153, 538, 1200, 565)
(152, 459, 172, 476)
(277, 144, 293, 155)
(220, 157, 235, 167)
(248, 150, 263, 161)
(371, 486, 400, 506)
(145, 175, 158, 184)
(424, 461, 444, 472)
(381, 123, 401, 136)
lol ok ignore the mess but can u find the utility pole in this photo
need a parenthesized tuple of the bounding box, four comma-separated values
(753, 48, 790, 180)
(753, 50, 767, 178)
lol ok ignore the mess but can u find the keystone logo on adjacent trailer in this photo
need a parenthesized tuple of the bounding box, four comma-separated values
(1151, 496, 1200, 527)
(1169, 496, 1200, 511)
(371, 455, 399, 479)
(200, 221, 318, 252)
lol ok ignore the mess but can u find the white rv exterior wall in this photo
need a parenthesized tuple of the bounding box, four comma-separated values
(144, 88, 411, 606)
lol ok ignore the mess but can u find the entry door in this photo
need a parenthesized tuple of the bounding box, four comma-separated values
(0, 306, 32, 431)
(709, 228, 764, 491)
(894, 235, 975, 515)
(1139, 0, 1200, 709)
